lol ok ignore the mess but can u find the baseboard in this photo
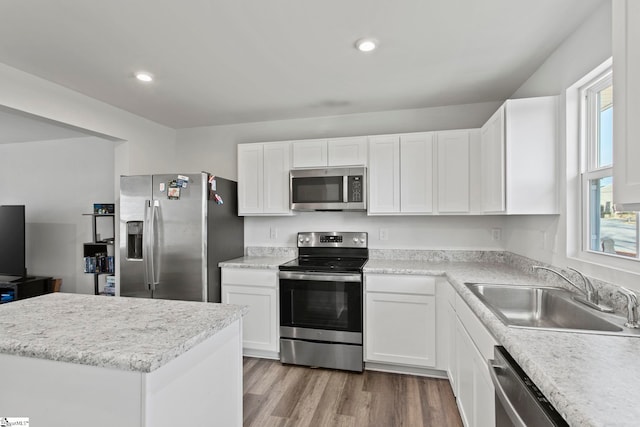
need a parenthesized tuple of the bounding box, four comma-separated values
(365, 362, 448, 379)
(243, 348, 280, 360)
(241, 353, 450, 380)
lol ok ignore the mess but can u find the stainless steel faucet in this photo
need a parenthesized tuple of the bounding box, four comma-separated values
(618, 287, 640, 328)
(567, 267, 598, 304)
(532, 265, 614, 313)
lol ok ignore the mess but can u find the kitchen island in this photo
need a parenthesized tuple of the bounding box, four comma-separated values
(0, 293, 247, 427)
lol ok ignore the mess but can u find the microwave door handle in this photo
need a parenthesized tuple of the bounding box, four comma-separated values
(343, 175, 348, 202)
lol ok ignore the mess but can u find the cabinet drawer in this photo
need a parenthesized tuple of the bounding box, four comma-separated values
(366, 274, 436, 295)
(221, 268, 278, 288)
(455, 293, 497, 361)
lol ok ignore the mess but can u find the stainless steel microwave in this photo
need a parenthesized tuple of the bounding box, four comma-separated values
(290, 167, 367, 211)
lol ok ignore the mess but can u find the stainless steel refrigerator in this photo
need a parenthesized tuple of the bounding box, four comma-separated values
(119, 172, 243, 302)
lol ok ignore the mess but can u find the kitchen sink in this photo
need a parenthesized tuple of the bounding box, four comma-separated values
(465, 283, 640, 337)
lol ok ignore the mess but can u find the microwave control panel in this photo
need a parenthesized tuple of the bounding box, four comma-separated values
(348, 176, 363, 202)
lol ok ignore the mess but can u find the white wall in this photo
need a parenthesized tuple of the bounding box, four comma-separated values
(176, 101, 506, 250)
(247, 213, 506, 250)
(0, 137, 115, 294)
(175, 101, 500, 181)
(502, 2, 640, 287)
(0, 62, 177, 179)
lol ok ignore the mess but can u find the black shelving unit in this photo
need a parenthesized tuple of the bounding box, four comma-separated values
(82, 213, 115, 295)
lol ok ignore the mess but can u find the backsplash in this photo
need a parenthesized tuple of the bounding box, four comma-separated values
(244, 246, 632, 315)
(504, 252, 630, 316)
(368, 249, 506, 263)
(245, 246, 297, 258)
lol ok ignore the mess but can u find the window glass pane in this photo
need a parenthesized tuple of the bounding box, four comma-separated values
(597, 85, 613, 168)
(589, 176, 638, 257)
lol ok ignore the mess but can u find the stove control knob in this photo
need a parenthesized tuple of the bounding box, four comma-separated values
(360, 238, 366, 244)
(298, 237, 304, 244)
(305, 237, 310, 243)
(353, 237, 359, 243)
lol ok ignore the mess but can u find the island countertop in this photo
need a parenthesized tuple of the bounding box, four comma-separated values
(0, 292, 247, 373)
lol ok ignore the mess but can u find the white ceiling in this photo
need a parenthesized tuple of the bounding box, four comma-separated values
(0, 0, 604, 130)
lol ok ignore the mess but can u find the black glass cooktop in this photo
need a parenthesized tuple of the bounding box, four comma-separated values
(279, 257, 368, 273)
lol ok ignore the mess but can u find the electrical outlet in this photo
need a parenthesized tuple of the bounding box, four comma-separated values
(379, 228, 388, 241)
(491, 228, 501, 241)
(270, 227, 278, 239)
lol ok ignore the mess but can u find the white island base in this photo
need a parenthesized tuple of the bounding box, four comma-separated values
(0, 320, 242, 427)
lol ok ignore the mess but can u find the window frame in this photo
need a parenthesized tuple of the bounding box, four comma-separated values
(579, 68, 639, 261)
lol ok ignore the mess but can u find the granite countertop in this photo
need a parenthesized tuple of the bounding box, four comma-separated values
(0, 293, 247, 373)
(365, 258, 640, 427)
(219, 255, 294, 269)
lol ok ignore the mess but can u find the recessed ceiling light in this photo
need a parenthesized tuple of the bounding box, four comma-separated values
(134, 71, 154, 82)
(355, 38, 378, 53)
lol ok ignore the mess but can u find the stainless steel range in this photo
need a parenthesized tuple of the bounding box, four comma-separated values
(279, 231, 368, 372)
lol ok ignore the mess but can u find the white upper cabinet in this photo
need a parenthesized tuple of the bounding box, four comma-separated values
(237, 143, 263, 214)
(480, 108, 505, 212)
(238, 141, 291, 215)
(400, 132, 434, 213)
(613, 1, 640, 210)
(480, 96, 558, 214)
(263, 142, 292, 214)
(291, 139, 327, 168)
(369, 130, 479, 215)
(292, 136, 367, 168)
(437, 130, 476, 213)
(327, 137, 368, 166)
(368, 135, 401, 213)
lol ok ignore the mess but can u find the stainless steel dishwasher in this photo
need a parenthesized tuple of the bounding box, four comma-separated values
(489, 346, 569, 427)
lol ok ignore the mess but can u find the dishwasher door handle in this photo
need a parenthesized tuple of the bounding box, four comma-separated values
(488, 359, 528, 427)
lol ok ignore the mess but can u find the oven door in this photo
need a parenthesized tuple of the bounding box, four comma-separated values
(279, 271, 362, 344)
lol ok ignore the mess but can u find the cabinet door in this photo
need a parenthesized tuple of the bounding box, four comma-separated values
(237, 143, 264, 215)
(504, 97, 558, 214)
(437, 130, 470, 213)
(435, 280, 455, 373)
(292, 139, 327, 168)
(481, 106, 506, 213)
(400, 133, 434, 213)
(368, 135, 401, 214)
(328, 136, 368, 166)
(263, 142, 291, 214)
(455, 317, 474, 427)
(222, 284, 278, 353)
(613, 0, 640, 209)
(472, 348, 496, 427)
(455, 314, 496, 427)
(365, 292, 436, 367)
(446, 300, 458, 394)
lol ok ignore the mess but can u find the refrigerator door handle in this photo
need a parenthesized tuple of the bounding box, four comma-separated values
(150, 200, 160, 288)
(143, 200, 152, 290)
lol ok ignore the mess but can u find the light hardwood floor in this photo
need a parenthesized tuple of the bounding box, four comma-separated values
(243, 357, 463, 427)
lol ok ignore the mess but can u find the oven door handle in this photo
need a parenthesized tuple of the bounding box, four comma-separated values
(279, 271, 362, 283)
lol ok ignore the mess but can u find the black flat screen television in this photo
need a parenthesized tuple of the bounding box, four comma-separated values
(0, 205, 26, 278)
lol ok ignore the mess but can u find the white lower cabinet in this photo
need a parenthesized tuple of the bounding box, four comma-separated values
(454, 293, 497, 427)
(221, 268, 279, 358)
(365, 274, 436, 367)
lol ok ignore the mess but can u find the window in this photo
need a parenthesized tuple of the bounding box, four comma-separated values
(581, 70, 639, 259)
